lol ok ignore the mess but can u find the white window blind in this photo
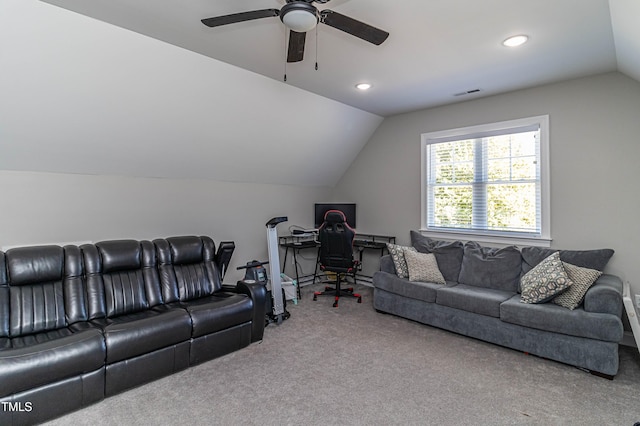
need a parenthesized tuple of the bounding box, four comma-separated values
(421, 116, 550, 244)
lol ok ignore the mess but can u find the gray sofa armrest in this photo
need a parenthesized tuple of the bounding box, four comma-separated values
(583, 274, 623, 317)
(380, 255, 396, 275)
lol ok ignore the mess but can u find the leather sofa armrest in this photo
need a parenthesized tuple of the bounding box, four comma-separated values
(224, 281, 267, 342)
(583, 274, 623, 317)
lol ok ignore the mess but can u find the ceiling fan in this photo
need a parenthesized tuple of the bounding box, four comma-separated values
(201, 0, 389, 63)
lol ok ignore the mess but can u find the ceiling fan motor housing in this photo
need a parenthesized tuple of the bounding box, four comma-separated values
(280, 2, 319, 33)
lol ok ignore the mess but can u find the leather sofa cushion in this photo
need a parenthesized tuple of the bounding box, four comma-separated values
(155, 237, 221, 304)
(436, 284, 514, 318)
(500, 294, 623, 342)
(185, 293, 254, 338)
(373, 271, 443, 303)
(92, 306, 192, 363)
(166, 236, 212, 265)
(6, 246, 63, 286)
(97, 240, 142, 273)
(0, 326, 105, 397)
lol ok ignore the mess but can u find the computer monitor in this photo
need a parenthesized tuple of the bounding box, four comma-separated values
(314, 203, 356, 229)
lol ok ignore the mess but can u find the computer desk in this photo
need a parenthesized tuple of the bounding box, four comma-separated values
(352, 233, 396, 282)
(279, 236, 319, 300)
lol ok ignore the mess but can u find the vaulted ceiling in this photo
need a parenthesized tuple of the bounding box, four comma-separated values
(39, 0, 640, 116)
(1, 1, 638, 187)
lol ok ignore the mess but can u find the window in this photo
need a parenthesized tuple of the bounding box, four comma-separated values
(421, 116, 550, 246)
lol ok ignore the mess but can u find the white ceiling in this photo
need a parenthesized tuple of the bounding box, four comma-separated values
(39, 0, 639, 117)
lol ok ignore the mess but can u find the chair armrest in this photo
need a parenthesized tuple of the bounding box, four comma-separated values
(224, 281, 267, 342)
(583, 274, 623, 317)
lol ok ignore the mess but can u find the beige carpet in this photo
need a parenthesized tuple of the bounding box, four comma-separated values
(46, 283, 640, 425)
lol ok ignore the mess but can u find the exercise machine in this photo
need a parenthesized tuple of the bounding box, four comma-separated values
(237, 217, 289, 325)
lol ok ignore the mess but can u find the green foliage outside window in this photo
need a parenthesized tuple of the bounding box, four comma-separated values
(428, 131, 539, 233)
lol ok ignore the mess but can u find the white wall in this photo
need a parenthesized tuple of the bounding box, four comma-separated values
(0, 170, 328, 283)
(332, 72, 640, 294)
(0, 1, 382, 188)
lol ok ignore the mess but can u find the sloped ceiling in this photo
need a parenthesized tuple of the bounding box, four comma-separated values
(609, 0, 640, 83)
(0, 1, 383, 187)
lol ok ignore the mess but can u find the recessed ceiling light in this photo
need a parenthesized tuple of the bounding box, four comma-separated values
(356, 83, 372, 91)
(502, 35, 529, 47)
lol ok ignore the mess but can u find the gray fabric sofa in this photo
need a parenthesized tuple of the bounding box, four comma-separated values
(373, 231, 624, 378)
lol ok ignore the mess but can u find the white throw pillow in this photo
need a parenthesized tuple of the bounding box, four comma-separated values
(404, 250, 446, 285)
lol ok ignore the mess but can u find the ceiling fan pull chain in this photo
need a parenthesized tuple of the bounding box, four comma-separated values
(284, 30, 288, 82)
(315, 24, 319, 71)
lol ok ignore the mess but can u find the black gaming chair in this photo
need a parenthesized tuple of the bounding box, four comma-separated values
(313, 210, 362, 307)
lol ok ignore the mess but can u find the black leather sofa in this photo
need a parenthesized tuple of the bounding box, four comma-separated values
(0, 236, 266, 425)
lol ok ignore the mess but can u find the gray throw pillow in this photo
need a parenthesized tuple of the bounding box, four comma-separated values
(458, 241, 522, 292)
(410, 231, 463, 282)
(520, 252, 574, 304)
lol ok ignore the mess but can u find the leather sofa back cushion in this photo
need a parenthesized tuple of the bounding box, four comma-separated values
(521, 246, 614, 274)
(0, 287, 8, 337)
(458, 241, 522, 292)
(167, 236, 213, 265)
(6, 246, 63, 286)
(97, 240, 142, 273)
(410, 231, 464, 282)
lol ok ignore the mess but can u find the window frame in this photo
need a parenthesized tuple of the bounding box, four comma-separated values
(420, 115, 551, 247)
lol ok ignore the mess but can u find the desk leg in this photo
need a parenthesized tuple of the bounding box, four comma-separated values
(292, 249, 302, 300)
(282, 247, 289, 273)
(313, 248, 320, 285)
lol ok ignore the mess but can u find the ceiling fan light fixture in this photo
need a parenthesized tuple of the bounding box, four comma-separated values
(280, 3, 319, 33)
(502, 34, 529, 47)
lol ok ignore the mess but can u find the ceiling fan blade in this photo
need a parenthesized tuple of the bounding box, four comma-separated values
(320, 10, 389, 45)
(201, 9, 279, 28)
(287, 31, 306, 63)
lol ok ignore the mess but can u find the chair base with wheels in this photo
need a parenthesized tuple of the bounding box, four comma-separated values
(313, 267, 362, 308)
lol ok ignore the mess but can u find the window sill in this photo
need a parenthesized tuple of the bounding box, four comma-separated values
(419, 229, 552, 248)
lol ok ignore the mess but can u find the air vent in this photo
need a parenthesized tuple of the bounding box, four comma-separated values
(454, 89, 481, 97)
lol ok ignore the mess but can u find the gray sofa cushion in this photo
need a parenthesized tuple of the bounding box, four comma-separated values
(436, 284, 514, 318)
(521, 246, 614, 274)
(379, 255, 396, 275)
(500, 294, 623, 342)
(458, 241, 522, 292)
(372, 271, 443, 303)
(410, 231, 463, 282)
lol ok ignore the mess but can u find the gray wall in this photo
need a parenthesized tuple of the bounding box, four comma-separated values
(332, 72, 640, 295)
(0, 171, 329, 283)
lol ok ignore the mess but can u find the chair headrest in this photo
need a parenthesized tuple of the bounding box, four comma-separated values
(324, 210, 347, 225)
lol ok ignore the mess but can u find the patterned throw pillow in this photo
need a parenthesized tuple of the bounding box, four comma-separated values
(386, 243, 416, 278)
(552, 262, 602, 310)
(520, 252, 574, 304)
(404, 250, 446, 285)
